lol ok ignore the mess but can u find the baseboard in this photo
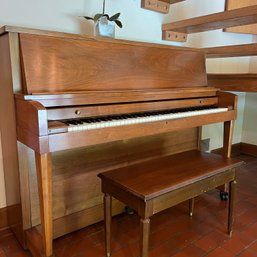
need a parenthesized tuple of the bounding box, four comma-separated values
(0, 207, 8, 229)
(241, 143, 257, 157)
(211, 143, 241, 157)
(212, 142, 257, 158)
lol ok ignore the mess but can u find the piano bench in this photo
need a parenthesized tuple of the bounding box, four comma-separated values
(98, 150, 243, 257)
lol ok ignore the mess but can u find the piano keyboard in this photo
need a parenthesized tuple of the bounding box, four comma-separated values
(63, 106, 228, 132)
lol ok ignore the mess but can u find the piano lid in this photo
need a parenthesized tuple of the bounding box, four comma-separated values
(19, 33, 208, 95)
(15, 87, 218, 107)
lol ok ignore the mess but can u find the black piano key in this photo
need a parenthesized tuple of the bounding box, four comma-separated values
(60, 105, 217, 128)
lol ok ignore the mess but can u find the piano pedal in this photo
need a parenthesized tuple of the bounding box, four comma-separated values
(220, 191, 229, 201)
(124, 206, 135, 215)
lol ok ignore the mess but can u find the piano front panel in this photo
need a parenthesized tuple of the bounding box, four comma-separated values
(48, 110, 235, 153)
(19, 33, 208, 94)
(18, 128, 199, 237)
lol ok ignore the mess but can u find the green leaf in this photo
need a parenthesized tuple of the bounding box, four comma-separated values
(114, 20, 123, 28)
(83, 16, 94, 20)
(109, 13, 120, 21)
(94, 13, 104, 22)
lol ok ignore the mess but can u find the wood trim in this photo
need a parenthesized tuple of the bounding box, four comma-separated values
(241, 143, 257, 157)
(0, 207, 8, 229)
(205, 44, 257, 58)
(207, 73, 257, 92)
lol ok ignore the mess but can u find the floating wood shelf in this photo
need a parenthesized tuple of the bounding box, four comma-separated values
(141, 0, 185, 14)
(208, 73, 257, 92)
(225, 0, 257, 35)
(205, 44, 257, 58)
(162, 5, 257, 41)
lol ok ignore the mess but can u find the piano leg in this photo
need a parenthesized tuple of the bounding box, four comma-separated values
(220, 120, 235, 200)
(104, 193, 112, 257)
(35, 152, 53, 257)
(223, 120, 234, 158)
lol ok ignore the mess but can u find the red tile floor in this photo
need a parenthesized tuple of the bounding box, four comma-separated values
(0, 154, 257, 257)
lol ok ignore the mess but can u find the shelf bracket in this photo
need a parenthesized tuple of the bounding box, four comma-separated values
(162, 30, 187, 42)
(141, 0, 170, 14)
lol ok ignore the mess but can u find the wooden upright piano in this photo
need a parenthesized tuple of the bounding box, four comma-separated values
(0, 26, 237, 257)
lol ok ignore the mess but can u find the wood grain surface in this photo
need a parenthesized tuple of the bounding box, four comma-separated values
(162, 5, 257, 34)
(225, 0, 257, 35)
(99, 150, 242, 200)
(19, 33, 207, 94)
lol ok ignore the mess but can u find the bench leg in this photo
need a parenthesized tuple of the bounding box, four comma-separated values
(104, 193, 112, 257)
(140, 218, 150, 257)
(189, 198, 194, 217)
(228, 179, 237, 236)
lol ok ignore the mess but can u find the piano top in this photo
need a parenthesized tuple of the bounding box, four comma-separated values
(0, 25, 203, 52)
(0, 26, 209, 96)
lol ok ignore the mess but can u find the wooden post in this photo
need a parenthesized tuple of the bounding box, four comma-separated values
(104, 193, 112, 257)
(189, 198, 195, 217)
(228, 178, 237, 236)
(222, 120, 235, 194)
(140, 218, 150, 257)
(223, 120, 234, 158)
(35, 152, 53, 257)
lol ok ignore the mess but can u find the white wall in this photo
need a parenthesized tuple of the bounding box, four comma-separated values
(0, 0, 253, 208)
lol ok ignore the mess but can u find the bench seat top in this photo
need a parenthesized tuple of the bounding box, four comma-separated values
(98, 150, 243, 200)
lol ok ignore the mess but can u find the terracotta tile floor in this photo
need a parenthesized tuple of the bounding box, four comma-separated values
(0, 154, 257, 257)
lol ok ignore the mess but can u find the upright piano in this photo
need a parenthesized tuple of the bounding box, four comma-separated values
(0, 26, 237, 257)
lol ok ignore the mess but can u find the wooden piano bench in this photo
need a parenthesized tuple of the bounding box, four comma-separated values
(98, 150, 243, 257)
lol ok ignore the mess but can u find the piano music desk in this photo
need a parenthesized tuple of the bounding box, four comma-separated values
(98, 150, 243, 257)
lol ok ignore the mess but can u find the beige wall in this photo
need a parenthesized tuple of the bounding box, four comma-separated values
(242, 93, 257, 145)
(0, 0, 254, 208)
(242, 36, 257, 144)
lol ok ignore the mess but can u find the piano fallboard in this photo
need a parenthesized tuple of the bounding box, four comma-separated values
(46, 97, 218, 121)
(15, 87, 218, 107)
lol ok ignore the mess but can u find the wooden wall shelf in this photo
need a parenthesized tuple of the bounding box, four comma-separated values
(208, 73, 257, 92)
(162, 5, 257, 41)
(205, 43, 257, 58)
(225, 0, 257, 35)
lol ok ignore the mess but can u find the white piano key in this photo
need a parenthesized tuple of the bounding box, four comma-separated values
(65, 108, 228, 132)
